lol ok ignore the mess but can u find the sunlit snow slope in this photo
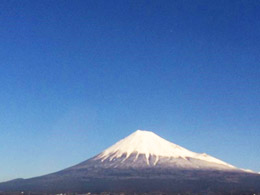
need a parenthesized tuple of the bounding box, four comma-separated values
(94, 130, 237, 169)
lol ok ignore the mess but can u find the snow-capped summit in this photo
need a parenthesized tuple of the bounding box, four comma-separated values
(94, 130, 236, 169)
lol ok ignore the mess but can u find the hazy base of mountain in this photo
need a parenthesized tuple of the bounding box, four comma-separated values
(1, 166, 259, 194)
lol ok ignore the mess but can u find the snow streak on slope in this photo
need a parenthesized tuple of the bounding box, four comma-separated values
(96, 130, 236, 168)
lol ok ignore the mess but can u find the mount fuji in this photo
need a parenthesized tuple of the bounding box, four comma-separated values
(0, 130, 259, 194)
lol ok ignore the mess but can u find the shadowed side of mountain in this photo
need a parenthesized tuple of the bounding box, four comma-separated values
(0, 169, 260, 194)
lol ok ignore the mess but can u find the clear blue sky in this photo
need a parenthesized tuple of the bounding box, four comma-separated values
(0, 0, 259, 181)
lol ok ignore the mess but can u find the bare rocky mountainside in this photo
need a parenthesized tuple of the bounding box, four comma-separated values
(0, 130, 260, 194)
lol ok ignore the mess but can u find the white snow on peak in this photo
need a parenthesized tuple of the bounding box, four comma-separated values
(96, 130, 236, 168)
(240, 168, 255, 173)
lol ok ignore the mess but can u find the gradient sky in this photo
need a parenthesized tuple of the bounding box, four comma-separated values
(0, 0, 260, 181)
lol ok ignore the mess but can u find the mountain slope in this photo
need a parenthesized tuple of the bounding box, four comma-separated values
(0, 130, 259, 194)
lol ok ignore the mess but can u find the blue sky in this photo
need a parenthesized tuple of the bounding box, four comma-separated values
(0, 0, 260, 181)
